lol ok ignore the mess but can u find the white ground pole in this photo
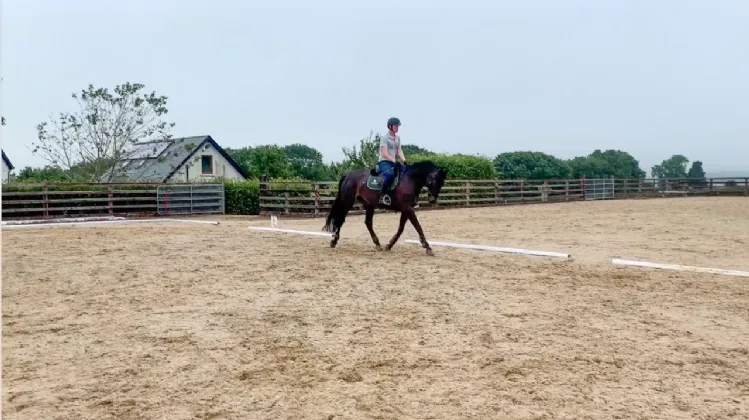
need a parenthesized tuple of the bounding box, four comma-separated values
(405, 239, 570, 259)
(2, 218, 220, 230)
(612, 258, 749, 278)
(1, 216, 126, 226)
(248, 226, 332, 237)
(248, 226, 570, 259)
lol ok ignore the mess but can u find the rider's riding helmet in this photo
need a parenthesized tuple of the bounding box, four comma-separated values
(387, 117, 401, 128)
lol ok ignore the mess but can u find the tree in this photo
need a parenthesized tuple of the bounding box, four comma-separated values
(687, 160, 705, 179)
(282, 143, 330, 181)
(651, 155, 689, 179)
(401, 144, 434, 156)
(32, 82, 175, 182)
(339, 131, 381, 171)
(493, 151, 571, 179)
(686, 160, 706, 187)
(225, 145, 294, 179)
(15, 166, 73, 182)
(568, 149, 646, 179)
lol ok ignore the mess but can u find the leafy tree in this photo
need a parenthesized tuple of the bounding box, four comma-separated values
(339, 131, 381, 171)
(568, 149, 646, 179)
(32, 82, 175, 182)
(401, 144, 434, 156)
(687, 160, 705, 179)
(14, 166, 72, 182)
(282, 143, 330, 181)
(651, 154, 689, 179)
(686, 160, 707, 187)
(493, 151, 571, 179)
(411, 153, 496, 179)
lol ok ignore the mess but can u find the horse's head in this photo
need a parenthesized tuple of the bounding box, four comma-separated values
(425, 167, 448, 204)
(407, 161, 448, 204)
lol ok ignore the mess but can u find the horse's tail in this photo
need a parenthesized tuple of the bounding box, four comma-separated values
(323, 174, 348, 232)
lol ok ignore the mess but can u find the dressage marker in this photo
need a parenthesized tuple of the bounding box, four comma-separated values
(248, 225, 571, 259)
(612, 258, 749, 278)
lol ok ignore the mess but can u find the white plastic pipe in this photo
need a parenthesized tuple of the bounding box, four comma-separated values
(1, 216, 126, 225)
(612, 258, 749, 278)
(248, 226, 332, 237)
(2, 218, 219, 229)
(405, 239, 570, 259)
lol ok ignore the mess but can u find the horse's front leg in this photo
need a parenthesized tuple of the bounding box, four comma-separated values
(364, 206, 382, 251)
(385, 212, 408, 251)
(404, 208, 433, 256)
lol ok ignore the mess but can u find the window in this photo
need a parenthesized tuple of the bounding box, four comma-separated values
(201, 155, 214, 175)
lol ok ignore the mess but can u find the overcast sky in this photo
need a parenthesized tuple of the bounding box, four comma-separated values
(2, 0, 747, 176)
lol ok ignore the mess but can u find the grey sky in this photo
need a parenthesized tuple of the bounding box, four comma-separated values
(2, 0, 747, 176)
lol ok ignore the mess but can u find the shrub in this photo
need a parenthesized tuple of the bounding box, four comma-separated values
(223, 179, 260, 215)
(410, 153, 497, 180)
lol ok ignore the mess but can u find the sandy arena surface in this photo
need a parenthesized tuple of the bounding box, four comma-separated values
(2, 197, 749, 419)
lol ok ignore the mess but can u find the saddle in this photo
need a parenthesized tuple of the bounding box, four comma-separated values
(366, 167, 401, 191)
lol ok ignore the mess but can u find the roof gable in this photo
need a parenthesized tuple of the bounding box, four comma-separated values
(121, 135, 249, 181)
(2, 150, 14, 170)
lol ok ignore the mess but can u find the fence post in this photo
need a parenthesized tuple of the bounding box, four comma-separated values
(542, 180, 549, 202)
(745, 178, 748, 196)
(313, 182, 320, 216)
(709, 178, 714, 193)
(108, 186, 114, 214)
(520, 180, 525, 201)
(284, 191, 290, 215)
(494, 182, 499, 204)
(565, 180, 570, 200)
(43, 185, 49, 217)
(465, 181, 471, 206)
(259, 175, 268, 215)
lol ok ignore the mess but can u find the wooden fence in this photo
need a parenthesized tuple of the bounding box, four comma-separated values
(1, 183, 163, 220)
(259, 177, 749, 216)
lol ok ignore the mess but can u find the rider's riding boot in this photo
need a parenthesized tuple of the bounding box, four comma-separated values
(380, 179, 393, 205)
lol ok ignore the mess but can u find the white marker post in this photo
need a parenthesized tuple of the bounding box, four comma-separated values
(270, 215, 279, 227)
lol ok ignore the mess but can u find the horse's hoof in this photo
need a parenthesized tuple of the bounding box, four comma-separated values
(330, 242, 336, 248)
(375, 245, 383, 251)
(425, 248, 434, 256)
(384, 245, 393, 251)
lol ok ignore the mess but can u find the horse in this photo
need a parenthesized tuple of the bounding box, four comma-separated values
(322, 160, 448, 256)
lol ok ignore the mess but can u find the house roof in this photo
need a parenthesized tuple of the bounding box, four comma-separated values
(2, 150, 14, 170)
(120, 135, 249, 181)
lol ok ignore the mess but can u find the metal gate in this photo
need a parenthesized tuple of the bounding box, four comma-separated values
(584, 178, 615, 201)
(157, 183, 225, 215)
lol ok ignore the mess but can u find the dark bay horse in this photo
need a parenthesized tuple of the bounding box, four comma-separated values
(322, 160, 448, 255)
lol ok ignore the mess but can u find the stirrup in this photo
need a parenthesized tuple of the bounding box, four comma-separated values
(380, 194, 391, 205)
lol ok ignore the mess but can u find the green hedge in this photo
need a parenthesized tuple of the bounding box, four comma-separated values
(409, 153, 497, 179)
(223, 179, 260, 215)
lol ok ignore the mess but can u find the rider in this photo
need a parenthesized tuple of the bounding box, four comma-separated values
(377, 117, 407, 205)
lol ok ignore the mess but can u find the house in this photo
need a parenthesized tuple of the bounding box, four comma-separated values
(2, 150, 14, 183)
(120, 135, 249, 182)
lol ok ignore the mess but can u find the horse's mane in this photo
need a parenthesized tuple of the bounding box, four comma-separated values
(406, 160, 441, 176)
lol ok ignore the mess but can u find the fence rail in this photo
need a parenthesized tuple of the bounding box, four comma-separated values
(259, 177, 749, 216)
(1, 182, 225, 220)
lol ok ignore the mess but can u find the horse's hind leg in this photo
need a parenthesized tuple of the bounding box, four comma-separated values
(364, 205, 382, 251)
(330, 191, 356, 248)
